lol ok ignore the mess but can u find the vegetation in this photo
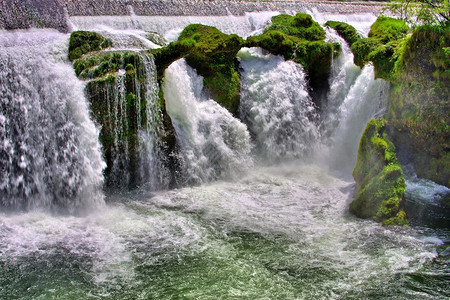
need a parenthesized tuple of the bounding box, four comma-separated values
(350, 16, 409, 79)
(68, 31, 111, 61)
(382, 0, 450, 26)
(325, 21, 361, 46)
(386, 25, 450, 186)
(246, 13, 340, 100)
(174, 24, 245, 115)
(351, 118, 408, 226)
(350, 16, 449, 225)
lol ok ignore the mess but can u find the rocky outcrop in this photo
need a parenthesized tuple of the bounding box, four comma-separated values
(246, 13, 340, 105)
(386, 25, 450, 187)
(69, 32, 180, 190)
(338, 19, 449, 187)
(350, 16, 409, 79)
(351, 118, 408, 226)
(331, 17, 449, 223)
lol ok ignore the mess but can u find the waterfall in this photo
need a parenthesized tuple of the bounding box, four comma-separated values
(85, 52, 169, 190)
(137, 54, 171, 190)
(0, 30, 105, 212)
(163, 59, 253, 184)
(320, 62, 390, 176)
(238, 47, 320, 162)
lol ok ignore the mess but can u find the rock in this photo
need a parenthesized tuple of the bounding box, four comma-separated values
(246, 13, 340, 107)
(351, 118, 408, 226)
(386, 25, 450, 187)
(325, 20, 361, 46)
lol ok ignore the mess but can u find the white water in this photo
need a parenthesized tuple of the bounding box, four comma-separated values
(238, 47, 320, 162)
(163, 59, 253, 184)
(0, 29, 105, 212)
(138, 54, 171, 190)
(0, 164, 444, 298)
(314, 24, 390, 177)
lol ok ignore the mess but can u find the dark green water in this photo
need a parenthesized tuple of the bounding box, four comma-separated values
(1, 165, 448, 299)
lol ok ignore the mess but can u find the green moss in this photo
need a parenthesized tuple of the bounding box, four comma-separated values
(151, 42, 191, 79)
(169, 24, 244, 115)
(368, 16, 409, 44)
(178, 24, 244, 75)
(368, 41, 398, 80)
(349, 16, 409, 79)
(350, 118, 408, 225)
(203, 67, 241, 114)
(246, 13, 339, 91)
(351, 38, 380, 68)
(72, 51, 147, 81)
(294, 40, 340, 83)
(266, 13, 326, 41)
(325, 21, 361, 46)
(68, 31, 111, 61)
(386, 25, 449, 187)
(246, 30, 295, 59)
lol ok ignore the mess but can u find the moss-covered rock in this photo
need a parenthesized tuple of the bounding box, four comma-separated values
(175, 24, 244, 115)
(265, 13, 326, 41)
(351, 118, 408, 226)
(246, 13, 340, 104)
(152, 41, 192, 79)
(349, 16, 409, 80)
(68, 31, 111, 61)
(325, 20, 361, 46)
(386, 25, 450, 187)
(368, 16, 409, 44)
(350, 37, 380, 68)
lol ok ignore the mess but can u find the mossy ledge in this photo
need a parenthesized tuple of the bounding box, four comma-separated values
(350, 16, 409, 80)
(325, 21, 361, 46)
(68, 31, 111, 61)
(68, 30, 181, 189)
(151, 24, 244, 116)
(350, 18, 448, 188)
(351, 118, 408, 226)
(246, 13, 340, 103)
(386, 25, 450, 187)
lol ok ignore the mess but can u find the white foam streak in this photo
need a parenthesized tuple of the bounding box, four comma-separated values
(164, 59, 253, 184)
(239, 47, 320, 162)
(0, 30, 105, 212)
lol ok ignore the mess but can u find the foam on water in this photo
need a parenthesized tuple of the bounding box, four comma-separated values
(1, 164, 443, 298)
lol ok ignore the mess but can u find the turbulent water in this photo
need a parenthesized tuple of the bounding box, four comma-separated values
(239, 47, 320, 162)
(0, 11, 449, 300)
(164, 59, 253, 184)
(0, 30, 105, 212)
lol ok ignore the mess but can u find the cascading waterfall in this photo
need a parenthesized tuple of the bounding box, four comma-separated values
(315, 25, 390, 176)
(163, 59, 253, 184)
(238, 47, 320, 162)
(323, 65, 389, 175)
(137, 54, 171, 190)
(94, 70, 131, 188)
(0, 30, 105, 212)
(321, 27, 362, 135)
(70, 13, 277, 42)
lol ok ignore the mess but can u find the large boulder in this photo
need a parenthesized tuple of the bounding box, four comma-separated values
(351, 118, 408, 226)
